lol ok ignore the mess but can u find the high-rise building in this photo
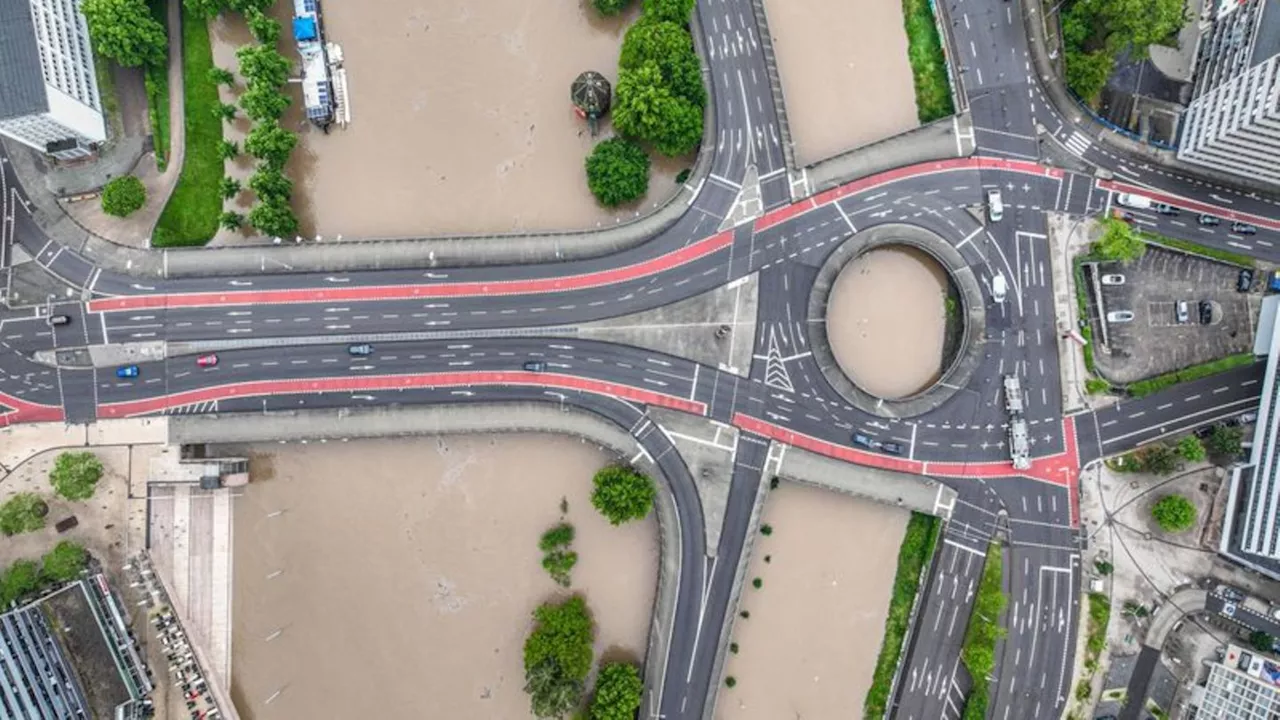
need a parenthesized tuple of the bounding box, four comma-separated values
(0, 0, 106, 160)
(1192, 644, 1280, 719)
(1178, 0, 1280, 185)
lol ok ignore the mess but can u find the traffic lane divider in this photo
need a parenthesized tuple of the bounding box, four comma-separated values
(1100, 179, 1280, 231)
(88, 230, 736, 313)
(95, 371, 708, 418)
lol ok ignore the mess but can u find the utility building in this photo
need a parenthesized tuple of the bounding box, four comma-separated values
(0, 0, 106, 160)
(1178, 0, 1280, 185)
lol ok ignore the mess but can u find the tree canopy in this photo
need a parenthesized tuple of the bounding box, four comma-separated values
(591, 465, 656, 525)
(586, 138, 650, 207)
(620, 20, 705, 108)
(81, 0, 167, 68)
(245, 7, 281, 45)
(523, 596, 595, 717)
(236, 45, 292, 88)
(245, 120, 298, 168)
(42, 542, 88, 583)
(1207, 425, 1244, 458)
(642, 0, 696, 25)
(0, 493, 47, 536)
(50, 452, 104, 501)
(249, 166, 294, 203)
(592, 0, 633, 15)
(1251, 630, 1275, 653)
(239, 82, 291, 121)
(248, 198, 299, 238)
(1093, 218, 1146, 263)
(1061, 0, 1186, 101)
(1152, 494, 1196, 533)
(589, 663, 644, 720)
(1176, 435, 1206, 463)
(101, 176, 147, 218)
(0, 560, 41, 606)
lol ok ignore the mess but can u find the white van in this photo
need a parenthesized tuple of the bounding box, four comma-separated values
(991, 272, 1007, 303)
(987, 189, 1004, 222)
(1115, 193, 1153, 210)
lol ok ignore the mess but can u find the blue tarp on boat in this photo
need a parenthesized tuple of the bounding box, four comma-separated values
(293, 16, 317, 42)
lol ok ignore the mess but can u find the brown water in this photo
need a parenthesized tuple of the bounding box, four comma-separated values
(257, 0, 685, 239)
(761, 0, 919, 166)
(717, 482, 908, 718)
(826, 246, 949, 399)
(229, 435, 658, 719)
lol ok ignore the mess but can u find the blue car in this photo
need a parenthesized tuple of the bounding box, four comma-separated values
(116, 365, 139, 379)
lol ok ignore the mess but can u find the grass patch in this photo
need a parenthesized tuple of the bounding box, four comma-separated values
(863, 513, 940, 719)
(92, 52, 120, 130)
(1126, 353, 1255, 398)
(901, 0, 955, 123)
(153, 6, 221, 247)
(144, 0, 171, 170)
(959, 543, 1006, 720)
(1142, 232, 1257, 268)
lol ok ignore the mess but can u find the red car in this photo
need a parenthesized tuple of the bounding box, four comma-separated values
(196, 354, 218, 367)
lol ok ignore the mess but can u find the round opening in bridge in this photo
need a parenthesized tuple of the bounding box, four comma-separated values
(825, 245, 963, 400)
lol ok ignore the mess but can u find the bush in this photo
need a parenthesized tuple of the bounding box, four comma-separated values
(592, 0, 633, 15)
(49, 452, 104, 501)
(1152, 495, 1196, 533)
(542, 550, 579, 587)
(586, 138, 650, 207)
(1176, 436, 1206, 463)
(101, 175, 146, 217)
(1127, 354, 1255, 398)
(42, 541, 88, 582)
(760, 524, 773, 536)
(539, 523, 576, 552)
(0, 493, 48, 536)
(219, 211, 245, 231)
(591, 465, 656, 525)
(1093, 218, 1145, 263)
(724, 676, 737, 688)
(523, 596, 595, 718)
(0, 560, 41, 606)
(588, 663, 644, 720)
(1207, 425, 1244, 458)
(751, 577, 763, 589)
(1251, 630, 1274, 652)
(1085, 377, 1110, 395)
(642, 0, 695, 24)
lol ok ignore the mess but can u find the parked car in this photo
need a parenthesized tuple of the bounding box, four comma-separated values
(1233, 221, 1259, 235)
(1195, 424, 1217, 439)
(522, 360, 547, 372)
(1176, 300, 1189, 324)
(880, 441, 905, 456)
(1240, 412, 1258, 425)
(1199, 300, 1213, 325)
(1154, 202, 1179, 216)
(1198, 213, 1221, 226)
(986, 189, 1004, 223)
(116, 365, 139, 379)
(1106, 310, 1135, 323)
(852, 433, 875, 449)
(1100, 274, 1125, 285)
(196, 354, 218, 367)
(47, 314, 70, 326)
(1239, 268, 1255, 292)
(347, 343, 374, 356)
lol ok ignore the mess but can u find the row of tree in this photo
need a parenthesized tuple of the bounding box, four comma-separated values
(0, 452, 104, 537)
(81, 0, 167, 69)
(1, 542, 89, 608)
(1060, 0, 1187, 103)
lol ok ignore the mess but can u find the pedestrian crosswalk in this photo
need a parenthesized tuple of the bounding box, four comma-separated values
(1064, 131, 1092, 157)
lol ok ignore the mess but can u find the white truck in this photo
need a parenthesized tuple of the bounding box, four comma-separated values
(1115, 193, 1153, 210)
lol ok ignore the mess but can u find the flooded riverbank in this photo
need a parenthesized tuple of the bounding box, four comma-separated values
(229, 435, 658, 719)
(826, 246, 950, 399)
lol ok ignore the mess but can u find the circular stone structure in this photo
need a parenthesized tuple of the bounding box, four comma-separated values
(808, 223, 987, 419)
(827, 246, 952, 399)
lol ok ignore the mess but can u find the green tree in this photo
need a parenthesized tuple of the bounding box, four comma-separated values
(593, 0, 633, 14)
(1073, 0, 1186, 56)
(542, 550, 578, 587)
(585, 138, 650, 207)
(227, 0, 274, 12)
(1251, 630, 1275, 652)
(613, 62, 676, 142)
(42, 541, 88, 582)
(49, 452, 104, 501)
(248, 198, 298, 237)
(1138, 444, 1179, 475)
(184, 0, 229, 18)
(219, 211, 245, 231)
(244, 120, 298, 167)
(1176, 435, 1206, 463)
(591, 465, 656, 525)
(589, 663, 644, 720)
(652, 97, 702, 157)
(236, 45, 291, 88)
(100, 176, 146, 218)
(245, 8, 281, 45)
(215, 102, 237, 121)
(620, 20, 705, 107)
(81, 0, 167, 68)
(1064, 49, 1114, 102)
(219, 139, 240, 160)
(523, 596, 595, 717)
(239, 82, 291, 121)
(219, 176, 242, 199)
(208, 66, 236, 86)
(0, 493, 48, 536)
(539, 523, 576, 552)
(1206, 425, 1244, 458)
(248, 166, 293, 202)
(0, 560, 42, 606)
(642, 0, 696, 24)
(1093, 218, 1146, 262)
(1152, 494, 1196, 533)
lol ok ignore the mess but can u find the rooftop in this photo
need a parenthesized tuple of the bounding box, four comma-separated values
(0, 0, 49, 121)
(1252, 0, 1280, 66)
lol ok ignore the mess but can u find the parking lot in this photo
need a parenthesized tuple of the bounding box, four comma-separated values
(1087, 246, 1256, 384)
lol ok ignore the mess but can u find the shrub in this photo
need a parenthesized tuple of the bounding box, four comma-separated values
(586, 138, 650, 207)
(1207, 425, 1244, 458)
(1251, 630, 1274, 652)
(219, 139, 240, 160)
(540, 523, 576, 551)
(1093, 218, 1145, 263)
(588, 662, 643, 720)
(1152, 495, 1196, 533)
(591, 465, 656, 525)
(0, 560, 41, 606)
(1085, 377, 1110, 394)
(760, 524, 773, 536)
(219, 176, 242, 199)
(751, 577, 762, 589)
(1176, 435, 1206, 463)
(542, 550, 579, 587)
(219, 211, 244, 231)
(522, 596, 595, 718)
(724, 676, 737, 688)
(42, 541, 88, 582)
(248, 198, 298, 238)
(592, 0, 633, 15)
(101, 175, 146, 217)
(642, 0, 696, 24)
(208, 66, 235, 85)
(729, 642, 739, 653)
(49, 452, 104, 501)
(0, 493, 48, 536)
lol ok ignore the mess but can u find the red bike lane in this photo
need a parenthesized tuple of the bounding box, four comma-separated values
(0, 391, 65, 427)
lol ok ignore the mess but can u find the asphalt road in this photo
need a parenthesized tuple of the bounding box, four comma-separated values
(3, 0, 1280, 714)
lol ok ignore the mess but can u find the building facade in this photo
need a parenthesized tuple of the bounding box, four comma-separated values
(0, 0, 106, 160)
(1178, 0, 1280, 184)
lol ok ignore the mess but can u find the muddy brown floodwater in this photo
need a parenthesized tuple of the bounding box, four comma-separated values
(717, 482, 908, 718)
(229, 435, 657, 720)
(826, 246, 950, 399)
(222, 0, 686, 240)
(760, 0, 918, 166)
